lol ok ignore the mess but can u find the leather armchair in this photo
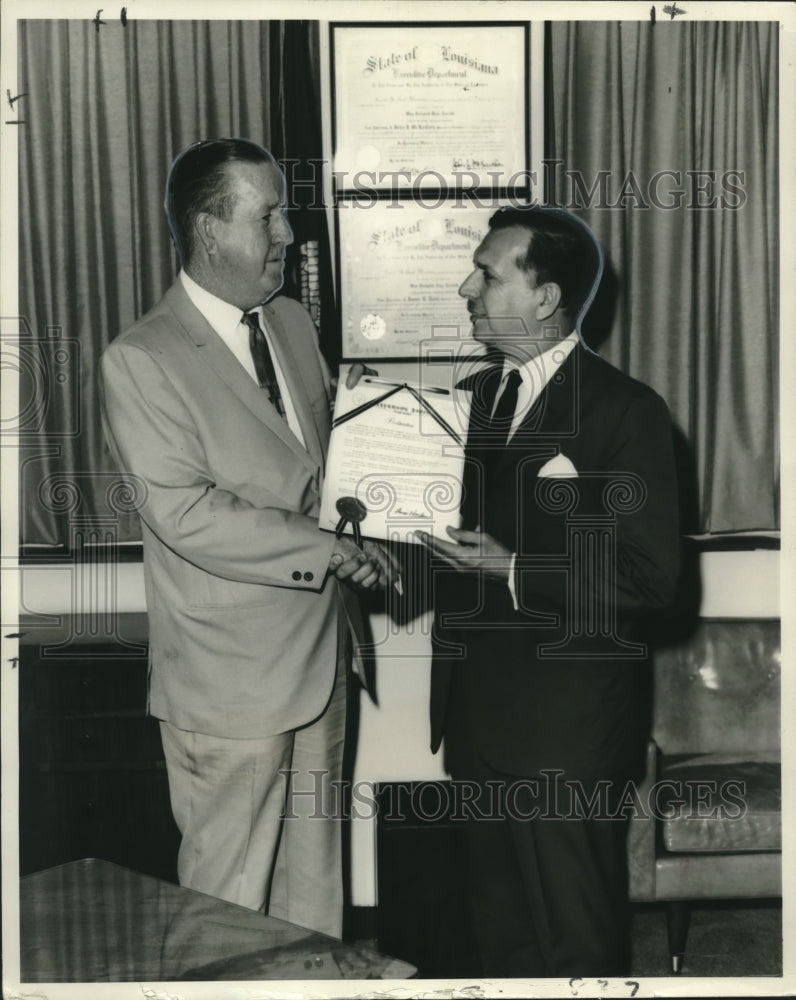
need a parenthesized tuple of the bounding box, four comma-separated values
(627, 618, 781, 972)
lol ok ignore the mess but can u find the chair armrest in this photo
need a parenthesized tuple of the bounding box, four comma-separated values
(627, 738, 660, 901)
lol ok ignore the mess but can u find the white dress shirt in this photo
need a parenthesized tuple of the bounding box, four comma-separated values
(493, 332, 580, 606)
(493, 331, 579, 441)
(180, 270, 306, 448)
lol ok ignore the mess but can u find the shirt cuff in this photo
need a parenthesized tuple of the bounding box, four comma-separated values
(508, 552, 518, 610)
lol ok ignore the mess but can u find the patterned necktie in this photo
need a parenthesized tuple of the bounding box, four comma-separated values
(489, 368, 522, 449)
(241, 311, 286, 419)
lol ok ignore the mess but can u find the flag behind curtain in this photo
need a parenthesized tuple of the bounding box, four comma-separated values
(547, 21, 779, 534)
(18, 19, 326, 548)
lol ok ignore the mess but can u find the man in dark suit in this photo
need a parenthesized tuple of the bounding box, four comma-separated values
(101, 139, 393, 935)
(416, 205, 680, 976)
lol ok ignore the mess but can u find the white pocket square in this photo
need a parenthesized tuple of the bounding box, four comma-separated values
(538, 454, 578, 478)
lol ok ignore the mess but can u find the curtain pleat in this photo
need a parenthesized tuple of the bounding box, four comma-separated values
(548, 21, 778, 533)
(18, 19, 324, 547)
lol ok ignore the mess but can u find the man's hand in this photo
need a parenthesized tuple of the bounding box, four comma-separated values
(362, 538, 403, 592)
(414, 526, 513, 584)
(330, 536, 381, 590)
(345, 362, 378, 390)
(329, 364, 378, 415)
(329, 535, 399, 592)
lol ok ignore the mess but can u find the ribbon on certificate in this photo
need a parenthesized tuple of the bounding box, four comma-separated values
(334, 496, 367, 546)
(333, 380, 464, 447)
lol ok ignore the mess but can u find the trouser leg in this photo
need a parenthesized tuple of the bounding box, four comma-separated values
(268, 659, 348, 937)
(508, 777, 631, 976)
(444, 686, 547, 976)
(445, 687, 630, 977)
(159, 719, 293, 912)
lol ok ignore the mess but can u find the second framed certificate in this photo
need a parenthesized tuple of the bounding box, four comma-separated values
(337, 199, 505, 359)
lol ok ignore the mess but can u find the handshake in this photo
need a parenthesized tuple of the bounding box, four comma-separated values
(328, 535, 400, 593)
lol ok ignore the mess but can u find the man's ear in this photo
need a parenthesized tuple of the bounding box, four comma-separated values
(193, 212, 218, 256)
(536, 281, 563, 321)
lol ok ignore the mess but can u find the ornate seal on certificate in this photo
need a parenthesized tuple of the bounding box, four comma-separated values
(360, 313, 386, 341)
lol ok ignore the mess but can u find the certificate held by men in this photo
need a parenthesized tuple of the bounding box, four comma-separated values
(320, 365, 470, 544)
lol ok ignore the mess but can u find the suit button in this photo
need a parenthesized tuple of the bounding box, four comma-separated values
(304, 572, 314, 582)
(292, 571, 302, 581)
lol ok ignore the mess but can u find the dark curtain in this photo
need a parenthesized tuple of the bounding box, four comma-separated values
(18, 19, 329, 548)
(547, 20, 779, 534)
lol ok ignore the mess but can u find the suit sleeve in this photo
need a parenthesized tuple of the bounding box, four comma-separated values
(100, 340, 336, 590)
(515, 391, 681, 619)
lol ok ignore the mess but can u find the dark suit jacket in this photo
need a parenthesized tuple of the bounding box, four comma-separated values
(430, 344, 680, 783)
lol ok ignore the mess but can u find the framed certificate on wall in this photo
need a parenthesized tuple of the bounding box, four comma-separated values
(331, 22, 530, 192)
(327, 19, 539, 359)
(337, 198, 509, 359)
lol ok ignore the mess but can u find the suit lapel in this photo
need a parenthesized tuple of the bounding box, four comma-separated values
(161, 282, 318, 473)
(460, 346, 584, 445)
(262, 303, 325, 469)
(459, 364, 502, 529)
(513, 344, 584, 440)
(480, 346, 585, 486)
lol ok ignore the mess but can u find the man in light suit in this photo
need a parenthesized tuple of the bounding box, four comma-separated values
(101, 139, 391, 936)
(417, 206, 681, 976)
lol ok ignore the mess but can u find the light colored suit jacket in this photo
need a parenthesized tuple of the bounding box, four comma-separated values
(101, 278, 357, 739)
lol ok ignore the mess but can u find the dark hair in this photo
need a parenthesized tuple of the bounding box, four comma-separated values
(164, 139, 275, 265)
(488, 206, 600, 319)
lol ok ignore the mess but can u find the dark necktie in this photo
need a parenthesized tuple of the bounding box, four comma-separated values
(488, 368, 522, 449)
(460, 367, 522, 529)
(241, 311, 286, 419)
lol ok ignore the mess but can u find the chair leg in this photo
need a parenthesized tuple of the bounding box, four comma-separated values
(665, 901, 691, 974)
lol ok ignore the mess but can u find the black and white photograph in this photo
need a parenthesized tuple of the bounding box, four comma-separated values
(1, 1, 792, 997)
